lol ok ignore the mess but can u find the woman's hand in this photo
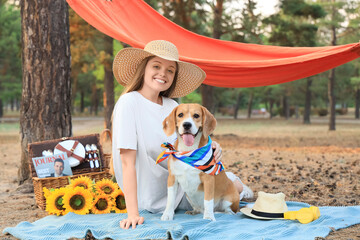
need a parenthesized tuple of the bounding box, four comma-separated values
(212, 141, 222, 163)
(120, 215, 145, 229)
(120, 149, 143, 229)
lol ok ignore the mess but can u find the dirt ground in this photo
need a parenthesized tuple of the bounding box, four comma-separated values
(0, 117, 359, 239)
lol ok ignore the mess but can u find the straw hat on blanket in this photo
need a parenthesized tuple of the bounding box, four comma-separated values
(241, 191, 288, 220)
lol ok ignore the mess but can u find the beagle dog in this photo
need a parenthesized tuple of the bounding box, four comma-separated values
(160, 104, 239, 221)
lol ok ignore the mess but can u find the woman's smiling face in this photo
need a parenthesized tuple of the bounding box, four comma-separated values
(142, 56, 177, 94)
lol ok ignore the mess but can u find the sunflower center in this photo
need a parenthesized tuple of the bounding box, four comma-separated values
(55, 196, 65, 210)
(101, 186, 113, 194)
(69, 195, 86, 210)
(76, 183, 88, 189)
(95, 198, 108, 211)
(116, 195, 126, 210)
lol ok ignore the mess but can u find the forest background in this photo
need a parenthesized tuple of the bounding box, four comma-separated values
(0, 0, 360, 184)
(1, 0, 360, 122)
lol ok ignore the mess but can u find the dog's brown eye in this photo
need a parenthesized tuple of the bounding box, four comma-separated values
(193, 114, 200, 118)
(178, 113, 183, 118)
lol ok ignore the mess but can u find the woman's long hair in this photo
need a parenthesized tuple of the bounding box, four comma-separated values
(121, 56, 179, 98)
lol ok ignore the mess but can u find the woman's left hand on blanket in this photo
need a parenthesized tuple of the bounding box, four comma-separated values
(212, 141, 222, 163)
(120, 215, 145, 229)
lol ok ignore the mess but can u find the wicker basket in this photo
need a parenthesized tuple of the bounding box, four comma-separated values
(28, 134, 113, 210)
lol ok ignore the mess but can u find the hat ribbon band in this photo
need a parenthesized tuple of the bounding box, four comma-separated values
(251, 209, 284, 218)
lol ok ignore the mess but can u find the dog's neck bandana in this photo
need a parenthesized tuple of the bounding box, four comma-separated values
(156, 137, 224, 176)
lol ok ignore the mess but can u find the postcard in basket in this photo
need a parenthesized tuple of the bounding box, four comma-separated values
(32, 153, 73, 178)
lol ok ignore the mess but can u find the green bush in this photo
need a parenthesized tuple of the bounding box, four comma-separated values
(277, 107, 295, 117)
(336, 108, 347, 115)
(317, 108, 328, 116)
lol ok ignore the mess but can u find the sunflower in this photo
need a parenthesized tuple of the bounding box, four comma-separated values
(95, 179, 118, 195)
(111, 188, 127, 213)
(45, 187, 67, 216)
(91, 194, 113, 214)
(43, 187, 51, 199)
(63, 187, 93, 215)
(68, 176, 94, 190)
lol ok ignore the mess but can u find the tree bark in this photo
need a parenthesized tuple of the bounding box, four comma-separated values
(90, 83, 98, 115)
(201, 0, 223, 114)
(16, 98, 20, 111)
(0, 98, 3, 118)
(233, 91, 242, 119)
(19, 0, 72, 184)
(283, 95, 290, 120)
(11, 99, 14, 111)
(80, 90, 85, 113)
(328, 68, 336, 130)
(303, 78, 312, 124)
(247, 92, 253, 119)
(328, 22, 337, 131)
(103, 35, 114, 130)
(269, 99, 274, 119)
(355, 88, 360, 119)
(234, 92, 242, 119)
(201, 85, 215, 113)
(175, 0, 189, 30)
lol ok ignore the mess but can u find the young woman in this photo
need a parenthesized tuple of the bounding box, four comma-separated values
(112, 40, 253, 229)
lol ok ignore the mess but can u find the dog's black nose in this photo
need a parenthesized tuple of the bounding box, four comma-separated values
(183, 122, 192, 130)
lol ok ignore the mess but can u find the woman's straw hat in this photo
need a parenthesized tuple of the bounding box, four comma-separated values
(112, 40, 206, 98)
(240, 191, 288, 220)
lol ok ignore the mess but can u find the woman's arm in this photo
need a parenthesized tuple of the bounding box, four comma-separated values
(119, 149, 144, 229)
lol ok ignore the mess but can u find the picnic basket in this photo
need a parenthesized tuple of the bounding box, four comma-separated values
(28, 134, 112, 210)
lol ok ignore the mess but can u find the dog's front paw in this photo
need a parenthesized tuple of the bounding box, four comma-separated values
(203, 212, 216, 221)
(161, 210, 174, 221)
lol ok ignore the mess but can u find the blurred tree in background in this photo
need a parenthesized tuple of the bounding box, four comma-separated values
(0, 1, 21, 117)
(264, 0, 326, 123)
(1, 0, 359, 128)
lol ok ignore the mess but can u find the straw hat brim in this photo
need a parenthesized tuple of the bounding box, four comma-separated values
(240, 207, 285, 220)
(113, 48, 206, 98)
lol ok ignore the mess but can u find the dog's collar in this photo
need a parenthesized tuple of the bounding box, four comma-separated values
(156, 137, 224, 176)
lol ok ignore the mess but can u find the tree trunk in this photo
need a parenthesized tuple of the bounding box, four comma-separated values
(103, 35, 114, 130)
(175, 0, 189, 30)
(233, 91, 242, 119)
(303, 78, 312, 124)
(80, 90, 85, 113)
(19, 0, 72, 184)
(90, 84, 98, 115)
(269, 99, 274, 119)
(201, 0, 224, 114)
(201, 85, 215, 113)
(16, 98, 20, 111)
(213, 0, 223, 40)
(95, 89, 99, 116)
(355, 88, 360, 119)
(11, 99, 14, 111)
(328, 23, 337, 131)
(0, 98, 3, 118)
(328, 68, 336, 130)
(295, 105, 299, 119)
(247, 92, 253, 119)
(283, 95, 289, 120)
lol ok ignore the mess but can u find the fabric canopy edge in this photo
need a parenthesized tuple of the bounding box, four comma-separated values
(66, 0, 360, 89)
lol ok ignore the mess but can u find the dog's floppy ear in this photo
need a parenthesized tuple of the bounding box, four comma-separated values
(163, 106, 178, 136)
(201, 106, 217, 137)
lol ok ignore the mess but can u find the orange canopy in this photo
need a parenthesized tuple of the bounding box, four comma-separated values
(66, 0, 360, 88)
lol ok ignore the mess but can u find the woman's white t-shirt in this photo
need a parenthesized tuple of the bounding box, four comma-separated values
(112, 91, 185, 213)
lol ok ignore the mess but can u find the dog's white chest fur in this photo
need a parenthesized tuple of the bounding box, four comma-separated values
(169, 159, 206, 210)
